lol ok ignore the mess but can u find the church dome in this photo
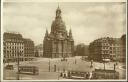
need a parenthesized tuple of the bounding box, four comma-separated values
(54, 18, 66, 31)
(51, 6, 66, 33)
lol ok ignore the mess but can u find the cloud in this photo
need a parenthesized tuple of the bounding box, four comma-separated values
(3, 2, 126, 45)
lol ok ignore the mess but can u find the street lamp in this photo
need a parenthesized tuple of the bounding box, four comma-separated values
(16, 49, 22, 80)
(49, 58, 50, 72)
(103, 55, 105, 70)
(115, 55, 118, 65)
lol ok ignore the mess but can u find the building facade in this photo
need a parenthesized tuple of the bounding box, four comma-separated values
(43, 7, 74, 58)
(120, 34, 126, 62)
(23, 38, 35, 61)
(3, 32, 35, 62)
(89, 36, 125, 61)
(89, 37, 110, 61)
(3, 32, 24, 62)
(108, 38, 122, 61)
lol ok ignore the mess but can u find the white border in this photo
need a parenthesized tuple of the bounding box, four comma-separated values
(125, 0, 127, 81)
(1, 0, 3, 81)
(1, 0, 127, 81)
(2, 0, 127, 2)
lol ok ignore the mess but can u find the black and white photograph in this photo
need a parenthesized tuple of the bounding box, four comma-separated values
(1, 0, 127, 81)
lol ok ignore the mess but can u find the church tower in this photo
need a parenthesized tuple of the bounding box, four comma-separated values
(43, 6, 74, 58)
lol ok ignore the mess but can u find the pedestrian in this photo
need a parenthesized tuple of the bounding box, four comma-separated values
(60, 72, 63, 77)
(64, 73, 66, 78)
(68, 71, 71, 78)
(86, 72, 89, 79)
(54, 65, 56, 72)
(114, 64, 116, 71)
(90, 60, 93, 68)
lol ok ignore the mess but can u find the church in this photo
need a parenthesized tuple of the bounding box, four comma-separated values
(43, 6, 74, 58)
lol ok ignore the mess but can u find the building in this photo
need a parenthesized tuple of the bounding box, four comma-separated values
(3, 32, 35, 62)
(3, 32, 24, 62)
(43, 6, 74, 58)
(23, 38, 35, 61)
(34, 44, 43, 57)
(120, 34, 126, 62)
(89, 36, 125, 61)
(89, 37, 110, 61)
(108, 38, 122, 61)
(74, 43, 89, 56)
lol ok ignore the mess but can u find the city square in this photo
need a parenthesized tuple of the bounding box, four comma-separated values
(4, 56, 126, 80)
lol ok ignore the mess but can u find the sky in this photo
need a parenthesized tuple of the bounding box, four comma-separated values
(3, 1, 126, 45)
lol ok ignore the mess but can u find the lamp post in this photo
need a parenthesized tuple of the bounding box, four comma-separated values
(17, 52, 19, 80)
(16, 49, 21, 80)
(49, 58, 50, 72)
(115, 55, 118, 65)
(103, 55, 105, 70)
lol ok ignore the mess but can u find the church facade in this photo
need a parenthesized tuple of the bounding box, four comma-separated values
(43, 7, 74, 58)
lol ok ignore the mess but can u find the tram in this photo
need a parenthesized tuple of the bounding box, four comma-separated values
(19, 66, 39, 75)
